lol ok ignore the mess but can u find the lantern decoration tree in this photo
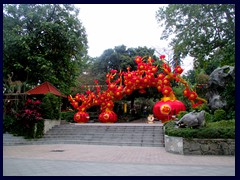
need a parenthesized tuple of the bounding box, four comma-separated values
(69, 55, 207, 123)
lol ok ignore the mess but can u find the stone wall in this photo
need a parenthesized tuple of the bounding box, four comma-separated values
(165, 135, 235, 155)
(44, 119, 61, 134)
(183, 138, 235, 155)
(164, 135, 184, 154)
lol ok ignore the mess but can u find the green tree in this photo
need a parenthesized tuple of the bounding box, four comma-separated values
(156, 4, 235, 70)
(3, 4, 88, 94)
(71, 56, 98, 94)
(90, 45, 159, 84)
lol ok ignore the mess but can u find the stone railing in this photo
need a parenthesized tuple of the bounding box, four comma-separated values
(43, 119, 61, 134)
(165, 135, 235, 155)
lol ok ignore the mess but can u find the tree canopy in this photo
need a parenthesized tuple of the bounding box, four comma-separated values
(3, 4, 88, 94)
(156, 4, 235, 74)
(89, 45, 160, 84)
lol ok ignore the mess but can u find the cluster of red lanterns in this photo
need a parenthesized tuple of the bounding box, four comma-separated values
(68, 55, 207, 123)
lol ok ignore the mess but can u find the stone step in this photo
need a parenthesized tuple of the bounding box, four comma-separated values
(4, 141, 164, 147)
(4, 123, 165, 147)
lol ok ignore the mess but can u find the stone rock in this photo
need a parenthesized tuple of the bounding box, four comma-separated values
(206, 65, 235, 110)
(201, 144, 210, 152)
(208, 65, 235, 88)
(208, 94, 227, 110)
(176, 110, 205, 128)
(189, 142, 200, 151)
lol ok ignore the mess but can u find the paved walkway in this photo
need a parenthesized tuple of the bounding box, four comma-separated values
(3, 144, 235, 176)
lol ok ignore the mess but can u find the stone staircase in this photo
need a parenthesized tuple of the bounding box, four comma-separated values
(3, 123, 165, 147)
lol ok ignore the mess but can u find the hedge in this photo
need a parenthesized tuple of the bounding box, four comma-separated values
(164, 120, 235, 139)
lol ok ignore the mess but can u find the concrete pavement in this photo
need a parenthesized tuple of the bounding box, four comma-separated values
(3, 144, 235, 176)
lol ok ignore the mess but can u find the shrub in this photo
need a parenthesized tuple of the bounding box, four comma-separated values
(196, 73, 209, 84)
(176, 111, 188, 119)
(3, 115, 16, 133)
(207, 119, 235, 128)
(41, 93, 61, 119)
(164, 120, 235, 139)
(213, 109, 226, 122)
(226, 110, 235, 120)
(16, 98, 44, 138)
(60, 111, 76, 123)
(205, 112, 214, 123)
(35, 120, 44, 138)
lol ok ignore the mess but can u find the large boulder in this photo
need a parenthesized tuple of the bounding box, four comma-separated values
(176, 110, 205, 128)
(206, 65, 234, 110)
(208, 65, 234, 88)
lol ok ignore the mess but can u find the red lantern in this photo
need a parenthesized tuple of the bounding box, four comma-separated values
(74, 93, 81, 102)
(163, 78, 170, 86)
(138, 63, 145, 71)
(114, 90, 122, 99)
(124, 87, 133, 95)
(174, 66, 184, 74)
(158, 73, 165, 79)
(135, 56, 142, 64)
(106, 101, 114, 109)
(188, 92, 198, 101)
(162, 87, 172, 96)
(153, 100, 186, 123)
(157, 85, 162, 92)
(108, 83, 116, 91)
(183, 88, 190, 97)
(93, 99, 100, 105)
(74, 111, 90, 123)
(160, 55, 166, 59)
(163, 63, 171, 74)
(71, 101, 78, 109)
(99, 111, 117, 123)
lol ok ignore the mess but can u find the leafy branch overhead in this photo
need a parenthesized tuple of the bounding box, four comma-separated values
(156, 4, 235, 71)
(3, 4, 88, 94)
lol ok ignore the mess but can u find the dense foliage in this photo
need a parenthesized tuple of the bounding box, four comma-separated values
(156, 4, 235, 72)
(90, 45, 160, 84)
(3, 4, 88, 94)
(41, 93, 61, 119)
(213, 109, 227, 122)
(15, 98, 44, 138)
(164, 120, 235, 139)
(60, 111, 76, 123)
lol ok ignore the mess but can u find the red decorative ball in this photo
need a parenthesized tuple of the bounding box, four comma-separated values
(153, 100, 186, 123)
(99, 111, 117, 123)
(74, 112, 90, 123)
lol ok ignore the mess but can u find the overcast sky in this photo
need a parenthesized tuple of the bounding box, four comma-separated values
(75, 4, 193, 72)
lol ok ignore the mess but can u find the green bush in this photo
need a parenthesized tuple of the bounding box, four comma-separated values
(164, 120, 235, 139)
(205, 112, 214, 123)
(60, 111, 76, 123)
(41, 93, 61, 119)
(207, 119, 235, 128)
(213, 109, 226, 122)
(3, 115, 16, 133)
(35, 120, 44, 138)
(226, 110, 235, 120)
(176, 111, 188, 119)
